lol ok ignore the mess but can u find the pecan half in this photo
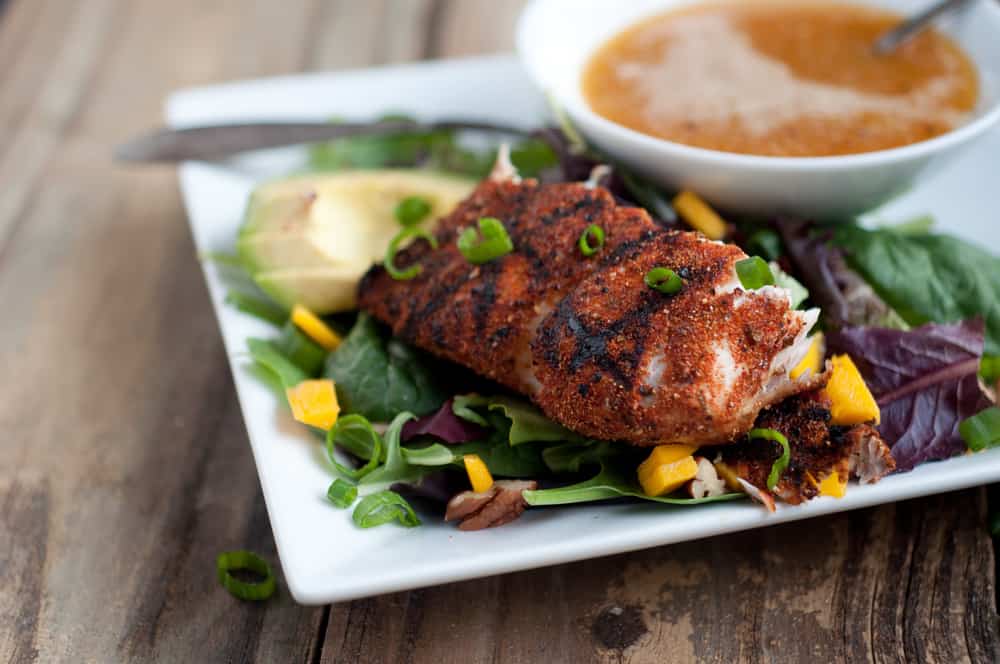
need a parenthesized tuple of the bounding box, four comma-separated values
(847, 424, 896, 484)
(444, 480, 537, 531)
(685, 457, 728, 499)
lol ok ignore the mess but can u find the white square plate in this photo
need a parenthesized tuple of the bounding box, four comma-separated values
(170, 54, 1000, 605)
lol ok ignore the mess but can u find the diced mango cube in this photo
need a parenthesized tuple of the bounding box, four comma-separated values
(286, 379, 340, 430)
(638, 453, 699, 497)
(712, 461, 743, 492)
(824, 354, 880, 425)
(817, 472, 847, 498)
(790, 333, 824, 380)
(291, 304, 342, 352)
(805, 471, 848, 498)
(463, 454, 494, 493)
(642, 443, 699, 468)
(672, 190, 727, 240)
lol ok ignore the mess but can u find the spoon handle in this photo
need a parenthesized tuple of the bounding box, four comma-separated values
(873, 0, 972, 55)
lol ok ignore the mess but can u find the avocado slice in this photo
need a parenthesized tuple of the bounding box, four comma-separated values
(238, 170, 475, 313)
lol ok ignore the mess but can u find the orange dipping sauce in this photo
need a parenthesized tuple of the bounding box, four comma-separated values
(582, 1, 979, 157)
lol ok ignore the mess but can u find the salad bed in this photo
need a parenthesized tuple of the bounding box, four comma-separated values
(221, 117, 1000, 531)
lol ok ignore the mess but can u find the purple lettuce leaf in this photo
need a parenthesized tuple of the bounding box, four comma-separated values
(401, 398, 488, 444)
(391, 470, 466, 505)
(827, 319, 993, 471)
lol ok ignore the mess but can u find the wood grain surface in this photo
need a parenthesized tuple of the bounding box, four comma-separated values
(0, 0, 997, 662)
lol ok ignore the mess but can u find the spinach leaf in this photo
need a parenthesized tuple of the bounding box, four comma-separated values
(542, 440, 617, 474)
(352, 490, 421, 528)
(325, 313, 447, 420)
(834, 226, 1000, 355)
(276, 320, 327, 377)
(398, 438, 549, 477)
(450, 440, 548, 477)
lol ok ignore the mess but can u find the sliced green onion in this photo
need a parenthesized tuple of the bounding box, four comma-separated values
(644, 267, 683, 294)
(394, 195, 432, 226)
(960, 407, 1000, 452)
(216, 551, 276, 601)
(385, 227, 438, 280)
(225, 292, 287, 327)
(735, 256, 775, 290)
(578, 224, 605, 257)
(352, 490, 421, 528)
(327, 479, 358, 508)
(749, 428, 790, 490)
(277, 320, 327, 376)
(327, 414, 383, 479)
(457, 217, 513, 264)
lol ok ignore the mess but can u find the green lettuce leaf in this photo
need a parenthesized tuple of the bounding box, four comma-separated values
(834, 226, 1000, 355)
(246, 338, 309, 390)
(325, 313, 448, 420)
(524, 443, 744, 507)
(358, 412, 430, 493)
(451, 394, 586, 445)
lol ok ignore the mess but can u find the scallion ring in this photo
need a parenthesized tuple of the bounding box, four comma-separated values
(735, 256, 775, 290)
(457, 217, 514, 264)
(216, 551, 276, 601)
(327, 478, 359, 508)
(326, 414, 383, 480)
(394, 195, 432, 226)
(578, 224, 605, 257)
(644, 267, 683, 295)
(748, 428, 790, 490)
(385, 227, 438, 280)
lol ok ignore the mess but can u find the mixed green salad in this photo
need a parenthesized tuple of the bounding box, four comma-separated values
(217, 115, 1000, 533)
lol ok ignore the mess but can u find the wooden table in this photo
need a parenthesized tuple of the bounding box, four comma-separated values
(1, 0, 997, 661)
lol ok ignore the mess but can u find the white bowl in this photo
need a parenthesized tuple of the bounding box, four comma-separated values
(516, 0, 1000, 219)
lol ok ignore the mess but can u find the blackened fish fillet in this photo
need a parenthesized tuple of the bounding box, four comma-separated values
(359, 178, 819, 446)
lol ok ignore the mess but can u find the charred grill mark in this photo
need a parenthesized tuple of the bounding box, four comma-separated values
(471, 262, 500, 334)
(400, 259, 470, 340)
(545, 288, 667, 391)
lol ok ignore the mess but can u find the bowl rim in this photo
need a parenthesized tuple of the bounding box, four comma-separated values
(517, 0, 1000, 172)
